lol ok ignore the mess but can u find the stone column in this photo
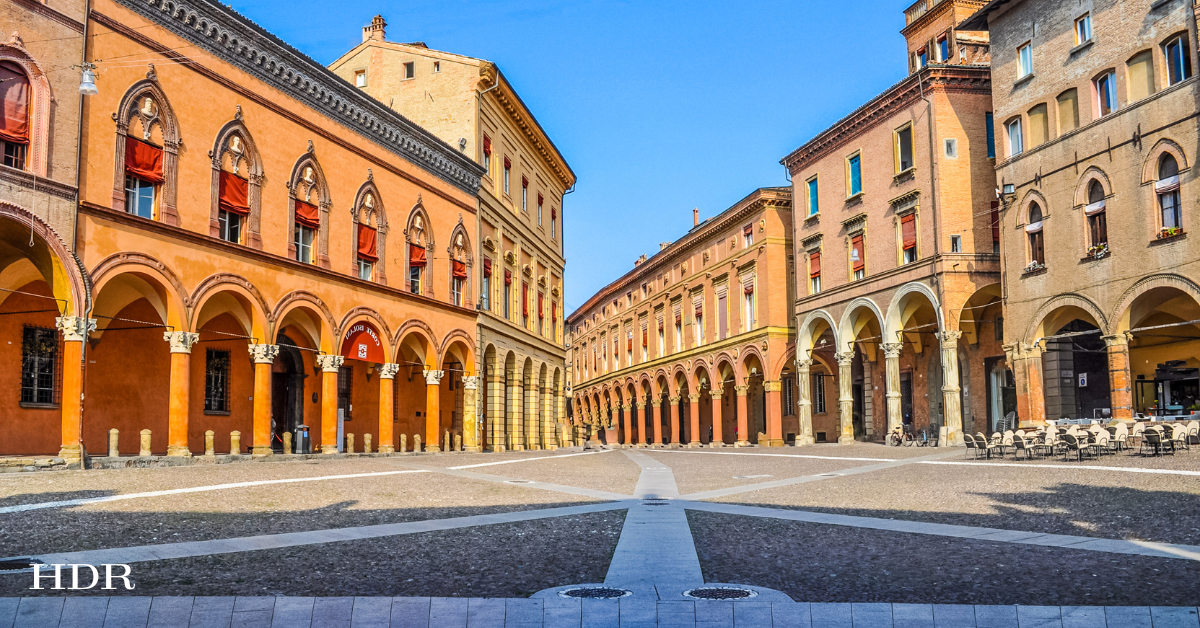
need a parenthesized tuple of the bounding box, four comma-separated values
(795, 359, 815, 446)
(835, 351, 855, 444)
(315, 354, 344, 454)
(423, 369, 444, 452)
(602, 400, 618, 444)
(1104, 335, 1134, 420)
(587, 409, 601, 444)
(542, 384, 556, 450)
(463, 375, 480, 452)
(249, 343, 280, 456)
(668, 395, 682, 445)
(526, 383, 541, 450)
(710, 391, 724, 446)
(687, 393, 701, 447)
(882, 343, 903, 435)
(378, 363, 400, 453)
(938, 330, 964, 446)
(735, 385, 750, 447)
(651, 399, 663, 446)
(164, 331, 200, 456)
(1005, 342, 1046, 427)
(636, 401, 648, 447)
(508, 369, 524, 450)
(490, 368, 505, 452)
(620, 402, 632, 446)
(55, 316, 95, 462)
(763, 380, 783, 447)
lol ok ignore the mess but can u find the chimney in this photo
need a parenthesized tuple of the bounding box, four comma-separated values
(660, 242, 671, 251)
(363, 15, 387, 43)
(634, 254, 647, 267)
(693, 208, 699, 227)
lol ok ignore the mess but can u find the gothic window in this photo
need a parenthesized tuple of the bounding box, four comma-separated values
(406, 205, 432, 295)
(1157, 153, 1182, 232)
(289, 154, 329, 266)
(210, 117, 263, 247)
(113, 78, 180, 223)
(353, 183, 387, 284)
(1085, 180, 1107, 249)
(1027, 202, 1045, 266)
(0, 61, 29, 170)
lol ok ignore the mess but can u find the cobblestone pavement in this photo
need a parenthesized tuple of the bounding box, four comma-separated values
(2, 443, 1199, 625)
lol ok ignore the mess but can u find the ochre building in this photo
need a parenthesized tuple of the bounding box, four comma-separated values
(567, 189, 795, 447)
(329, 18, 575, 452)
(785, 0, 1001, 446)
(963, 0, 1200, 424)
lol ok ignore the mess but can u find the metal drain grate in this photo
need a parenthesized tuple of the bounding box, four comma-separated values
(0, 559, 43, 572)
(683, 586, 757, 600)
(559, 587, 633, 599)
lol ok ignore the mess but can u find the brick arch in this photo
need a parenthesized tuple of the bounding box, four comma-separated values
(1023, 293, 1108, 344)
(1109, 273, 1200, 334)
(1073, 166, 1113, 208)
(1141, 138, 1189, 184)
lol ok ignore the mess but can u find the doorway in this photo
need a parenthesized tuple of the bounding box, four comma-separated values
(900, 371, 914, 426)
(271, 336, 307, 452)
(986, 357, 1017, 431)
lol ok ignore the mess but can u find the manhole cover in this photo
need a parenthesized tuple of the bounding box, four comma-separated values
(683, 587, 758, 600)
(559, 587, 633, 599)
(0, 558, 43, 572)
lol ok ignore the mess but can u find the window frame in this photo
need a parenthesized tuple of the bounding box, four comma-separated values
(203, 347, 231, 415)
(1095, 70, 1118, 117)
(403, 61, 415, 80)
(125, 174, 156, 219)
(294, 223, 314, 264)
(20, 325, 60, 407)
(1005, 117, 1024, 158)
(1017, 42, 1033, 79)
(806, 176, 820, 216)
(894, 123, 915, 174)
(1164, 34, 1193, 86)
(354, 70, 367, 88)
(1074, 14, 1092, 47)
(217, 208, 242, 244)
(845, 151, 863, 198)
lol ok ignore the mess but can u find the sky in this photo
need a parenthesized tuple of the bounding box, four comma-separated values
(231, 0, 911, 315)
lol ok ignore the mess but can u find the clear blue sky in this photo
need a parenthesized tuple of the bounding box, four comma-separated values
(232, 0, 909, 314)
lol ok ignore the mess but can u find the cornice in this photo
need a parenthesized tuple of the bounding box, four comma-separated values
(782, 66, 991, 172)
(566, 187, 791, 324)
(901, 0, 985, 37)
(110, 0, 483, 195)
(0, 165, 78, 200)
(480, 64, 576, 190)
(13, 0, 84, 33)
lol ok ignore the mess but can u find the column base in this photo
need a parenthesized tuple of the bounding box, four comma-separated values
(795, 436, 816, 446)
(322, 445, 339, 454)
(464, 446, 482, 453)
(838, 435, 856, 445)
(167, 445, 193, 457)
(941, 427, 964, 447)
(687, 441, 701, 448)
(707, 442, 726, 448)
(378, 445, 395, 454)
(58, 444, 83, 462)
(492, 446, 507, 453)
(427, 445, 441, 453)
(764, 439, 786, 447)
(734, 440, 751, 447)
(546, 445, 558, 451)
(512, 445, 525, 451)
(250, 446, 272, 457)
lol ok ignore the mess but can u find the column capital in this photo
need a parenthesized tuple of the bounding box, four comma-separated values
(763, 380, 781, 392)
(315, 353, 343, 372)
(937, 330, 962, 346)
(249, 343, 281, 364)
(651, 399, 662, 408)
(796, 358, 814, 369)
(423, 369, 444, 385)
(668, 395, 681, 403)
(461, 375, 479, 389)
(621, 403, 631, 411)
(882, 342, 903, 358)
(55, 316, 96, 342)
(734, 385, 749, 396)
(709, 390, 723, 400)
(834, 351, 855, 367)
(378, 363, 401, 380)
(164, 331, 200, 354)
(687, 393, 701, 403)
(1102, 334, 1130, 347)
(636, 401, 646, 409)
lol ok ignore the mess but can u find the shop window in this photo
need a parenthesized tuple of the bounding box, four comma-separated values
(204, 348, 230, 414)
(20, 325, 59, 406)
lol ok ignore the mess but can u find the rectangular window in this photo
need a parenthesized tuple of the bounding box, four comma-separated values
(1029, 229, 1045, 265)
(503, 158, 511, 195)
(1027, 104, 1049, 148)
(551, 207, 557, 240)
(408, 266, 421, 294)
(1017, 43, 1033, 79)
(938, 36, 950, 63)
(203, 348, 230, 413)
(850, 234, 865, 280)
(433, 61, 441, 73)
(1075, 14, 1092, 46)
(358, 259, 373, 281)
(125, 175, 155, 219)
(20, 325, 59, 406)
(717, 288, 728, 340)
(806, 177, 819, 216)
(504, 281, 511, 319)
(450, 276, 461, 307)
(917, 47, 928, 69)
(991, 201, 1001, 254)
(293, 224, 314, 264)
(521, 177, 528, 212)
(1127, 51, 1156, 102)
(743, 224, 754, 248)
(901, 214, 917, 262)
(813, 373, 827, 414)
(1096, 71, 1117, 116)
(337, 366, 353, 420)
(217, 209, 242, 244)
(809, 251, 821, 294)
(354, 70, 366, 88)
(1057, 89, 1079, 133)
(675, 316, 682, 352)
(2, 141, 26, 169)
(847, 153, 862, 196)
(537, 193, 543, 225)
(895, 125, 914, 172)
(985, 112, 995, 159)
(403, 62, 415, 79)
(481, 135, 491, 174)
(481, 274, 490, 311)
(1161, 189, 1182, 229)
(944, 138, 958, 159)
(950, 234, 962, 253)
(1088, 211, 1108, 247)
(1166, 35, 1193, 86)
(657, 321, 664, 357)
(1006, 118, 1023, 157)
(743, 285, 755, 331)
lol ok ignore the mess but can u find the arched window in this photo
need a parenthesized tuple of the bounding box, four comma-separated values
(1085, 180, 1107, 249)
(210, 116, 263, 248)
(113, 79, 179, 223)
(351, 180, 387, 284)
(1157, 154, 1182, 233)
(288, 153, 330, 266)
(449, 229, 469, 307)
(0, 61, 29, 170)
(405, 205, 432, 295)
(1026, 202, 1045, 266)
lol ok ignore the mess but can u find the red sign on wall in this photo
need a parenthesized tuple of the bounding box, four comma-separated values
(340, 321, 384, 363)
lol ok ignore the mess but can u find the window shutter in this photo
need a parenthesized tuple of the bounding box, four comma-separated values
(538, 293, 544, 318)
(809, 251, 821, 278)
(218, 171, 250, 216)
(504, 269, 512, 286)
(852, 235, 865, 271)
(357, 224, 378, 261)
(295, 200, 320, 227)
(125, 137, 165, 183)
(901, 214, 917, 250)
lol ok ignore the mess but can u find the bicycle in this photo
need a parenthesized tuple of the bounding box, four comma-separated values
(887, 425, 915, 447)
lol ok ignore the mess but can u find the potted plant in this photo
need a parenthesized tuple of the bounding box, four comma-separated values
(1024, 260, 1045, 273)
(1087, 243, 1109, 259)
(1159, 226, 1183, 239)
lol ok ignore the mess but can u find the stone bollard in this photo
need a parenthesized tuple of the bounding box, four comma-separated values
(230, 430, 241, 456)
(282, 432, 292, 455)
(445, 430, 451, 453)
(346, 433, 355, 454)
(205, 430, 215, 456)
(363, 433, 372, 454)
(139, 429, 152, 457)
(108, 429, 119, 458)
(400, 434, 407, 454)
(413, 434, 422, 452)
(454, 434, 462, 452)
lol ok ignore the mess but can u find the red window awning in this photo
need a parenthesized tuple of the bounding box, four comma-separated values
(125, 137, 164, 183)
(357, 224, 378, 262)
(522, 283, 529, 316)
(483, 257, 492, 278)
(538, 293, 544, 318)
(295, 200, 320, 228)
(409, 243, 427, 267)
(504, 269, 512, 286)
(901, 214, 916, 250)
(809, 252, 821, 278)
(0, 61, 29, 144)
(852, 235, 865, 271)
(452, 260, 467, 279)
(218, 171, 250, 216)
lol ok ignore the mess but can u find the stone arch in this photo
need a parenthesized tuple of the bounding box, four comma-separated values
(1025, 293, 1108, 344)
(112, 75, 181, 223)
(885, 282, 945, 340)
(208, 112, 264, 248)
(1109, 273, 1200, 334)
(737, 343, 768, 381)
(350, 175, 388, 285)
(394, 321, 437, 370)
(1015, 188, 1049, 228)
(271, 290, 336, 352)
(771, 344, 797, 382)
(0, 34, 53, 176)
(798, 309, 839, 356)
(189, 274, 271, 339)
(1141, 138, 1189, 184)
(838, 297, 886, 351)
(438, 329, 476, 376)
(287, 149, 332, 267)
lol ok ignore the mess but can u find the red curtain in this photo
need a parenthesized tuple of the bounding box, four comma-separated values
(218, 171, 250, 216)
(409, 243, 427, 267)
(538, 293, 544, 318)
(852, 235, 865, 271)
(743, 224, 753, 236)
(627, 338, 633, 351)
(483, 135, 491, 156)
(504, 269, 512, 286)
(744, 283, 754, 295)
(694, 303, 702, 316)
(809, 252, 821, 278)
(295, 200, 320, 228)
(674, 314, 682, 326)
(504, 156, 511, 169)
(124, 137, 164, 183)
(901, 214, 916, 249)
(522, 283, 529, 316)
(357, 224, 378, 262)
(552, 301, 557, 321)
(642, 330, 648, 347)
(453, 260, 467, 279)
(551, 207, 557, 220)
(0, 61, 29, 144)
(483, 257, 492, 278)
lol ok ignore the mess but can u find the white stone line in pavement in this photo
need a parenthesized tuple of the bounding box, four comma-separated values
(679, 450, 962, 500)
(0, 469, 430, 515)
(686, 501, 1200, 561)
(921, 459, 1200, 477)
(447, 448, 614, 470)
(395, 463, 631, 501)
(17, 500, 636, 566)
(648, 449, 898, 462)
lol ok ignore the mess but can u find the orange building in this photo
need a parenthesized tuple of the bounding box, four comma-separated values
(0, 0, 487, 461)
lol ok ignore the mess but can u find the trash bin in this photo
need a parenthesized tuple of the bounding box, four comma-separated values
(295, 425, 311, 454)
